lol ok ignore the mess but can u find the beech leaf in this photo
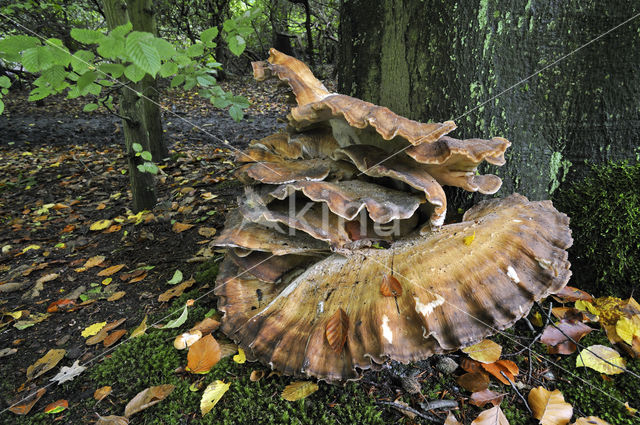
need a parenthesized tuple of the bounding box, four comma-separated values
(380, 274, 402, 297)
(528, 386, 573, 425)
(124, 384, 175, 417)
(27, 348, 66, 380)
(200, 380, 230, 416)
(575, 345, 626, 375)
(167, 269, 183, 285)
(129, 315, 147, 338)
(463, 339, 502, 364)
(456, 372, 490, 392)
(445, 412, 463, 425)
(187, 334, 221, 374)
(541, 320, 593, 355)
(470, 389, 506, 408)
(98, 264, 126, 276)
(44, 399, 68, 414)
(571, 417, 611, 425)
(281, 381, 319, 401)
(94, 386, 113, 401)
(164, 304, 189, 329)
(471, 405, 510, 425)
(8, 388, 46, 415)
(90, 219, 112, 231)
(81, 321, 107, 338)
(96, 415, 129, 425)
(325, 308, 349, 353)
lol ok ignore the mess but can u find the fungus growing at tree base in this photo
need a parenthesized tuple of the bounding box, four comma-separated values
(213, 49, 573, 381)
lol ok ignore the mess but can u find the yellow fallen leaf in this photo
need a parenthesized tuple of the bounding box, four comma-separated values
(200, 380, 230, 416)
(281, 381, 319, 401)
(575, 345, 626, 375)
(93, 386, 112, 401)
(198, 227, 217, 238)
(130, 315, 148, 339)
(233, 348, 246, 364)
(102, 277, 112, 285)
(463, 231, 476, 246)
(572, 417, 611, 425)
(84, 255, 106, 268)
(22, 244, 41, 253)
(531, 311, 544, 327)
(81, 322, 107, 338)
(624, 402, 637, 415)
(90, 220, 113, 231)
(616, 316, 640, 345)
(462, 339, 502, 364)
(107, 291, 126, 301)
(26, 349, 66, 381)
(172, 222, 194, 233)
(528, 386, 573, 425)
(97, 264, 126, 276)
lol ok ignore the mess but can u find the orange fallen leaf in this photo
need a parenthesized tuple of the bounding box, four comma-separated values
(187, 334, 221, 374)
(97, 264, 126, 277)
(380, 274, 402, 297)
(84, 255, 106, 268)
(480, 361, 517, 385)
(128, 271, 148, 283)
(456, 372, 490, 392)
(94, 386, 112, 401)
(104, 224, 121, 233)
(461, 358, 483, 373)
(103, 329, 127, 347)
(9, 388, 46, 415)
(158, 278, 195, 302)
(553, 286, 593, 302)
(43, 399, 68, 414)
(172, 222, 194, 233)
(325, 308, 349, 353)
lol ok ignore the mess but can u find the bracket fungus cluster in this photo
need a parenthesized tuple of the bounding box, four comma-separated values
(213, 49, 573, 381)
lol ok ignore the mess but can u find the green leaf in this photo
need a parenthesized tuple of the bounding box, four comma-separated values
(229, 105, 243, 122)
(45, 39, 71, 66)
(77, 71, 97, 92)
(37, 66, 68, 89)
(0, 99, 4, 115)
(183, 75, 197, 90)
(28, 86, 53, 101)
(66, 85, 81, 99)
(164, 304, 188, 328)
(145, 163, 158, 174)
(170, 74, 185, 88)
(173, 53, 192, 66)
(124, 64, 145, 83)
(22, 46, 55, 72)
(167, 270, 183, 285)
(97, 36, 125, 59)
(125, 32, 161, 76)
(231, 95, 250, 109)
(150, 38, 175, 61)
(200, 27, 219, 45)
(83, 103, 98, 112)
(227, 35, 245, 56)
(132, 143, 143, 152)
(186, 43, 205, 58)
(70, 28, 105, 44)
(87, 83, 102, 96)
(70, 50, 95, 73)
(141, 151, 152, 161)
(0, 76, 11, 89)
(223, 19, 237, 32)
(211, 97, 231, 109)
(111, 22, 133, 38)
(196, 74, 216, 87)
(98, 63, 125, 78)
(159, 62, 178, 78)
(0, 35, 40, 58)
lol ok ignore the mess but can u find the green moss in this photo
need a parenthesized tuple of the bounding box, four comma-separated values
(195, 259, 219, 284)
(555, 160, 640, 296)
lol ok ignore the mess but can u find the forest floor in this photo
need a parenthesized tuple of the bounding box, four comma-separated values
(0, 76, 638, 425)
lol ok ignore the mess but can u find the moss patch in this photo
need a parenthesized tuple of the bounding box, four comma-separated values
(555, 160, 640, 297)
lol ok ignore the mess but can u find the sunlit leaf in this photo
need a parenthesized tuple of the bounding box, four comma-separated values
(27, 349, 66, 380)
(233, 348, 246, 364)
(129, 315, 148, 338)
(94, 386, 112, 401)
(471, 406, 510, 425)
(571, 417, 611, 425)
(90, 219, 113, 231)
(528, 386, 573, 425)
(616, 316, 640, 345)
(44, 399, 68, 414)
(201, 380, 230, 416)
(164, 304, 189, 329)
(81, 321, 107, 338)
(167, 269, 183, 285)
(575, 345, 626, 375)
(187, 334, 221, 374)
(445, 412, 463, 425)
(281, 381, 319, 401)
(462, 339, 502, 364)
(124, 384, 175, 417)
(463, 231, 475, 246)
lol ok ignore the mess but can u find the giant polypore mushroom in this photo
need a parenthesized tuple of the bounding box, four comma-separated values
(213, 49, 573, 381)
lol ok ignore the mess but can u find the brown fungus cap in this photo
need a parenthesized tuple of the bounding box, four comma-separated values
(215, 194, 572, 381)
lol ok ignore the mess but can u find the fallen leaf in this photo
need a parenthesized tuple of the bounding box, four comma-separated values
(624, 402, 637, 415)
(14, 312, 50, 330)
(571, 417, 611, 425)
(541, 320, 593, 355)
(456, 372, 490, 392)
(198, 227, 217, 238)
(124, 384, 175, 417)
(84, 255, 106, 268)
(27, 348, 66, 381)
(233, 348, 246, 364)
(531, 311, 544, 327)
(471, 405, 510, 425)
(380, 274, 402, 297)
(445, 412, 463, 425)
(554, 286, 594, 302)
(8, 388, 46, 415)
(47, 299, 76, 313)
(463, 231, 476, 246)
(167, 269, 183, 285)
(104, 224, 121, 233)
(325, 308, 349, 353)
(0, 348, 18, 358)
(174, 330, 202, 350)
(44, 399, 68, 414)
(98, 264, 126, 276)
(575, 345, 626, 375)
(94, 386, 112, 401)
(281, 381, 319, 401)
(479, 361, 516, 385)
(470, 389, 506, 407)
(164, 304, 189, 329)
(528, 386, 573, 425)
(107, 291, 126, 301)
(201, 380, 230, 416)
(90, 220, 112, 231)
(190, 317, 220, 335)
(172, 222, 194, 233)
(463, 339, 502, 364)
(81, 321, 107, 338)
(130, 315, 148, 339)
(96, 414, 129, 425)
(103, 329, 127, 347)
(616, 316, 640, 345)
(250, 370, 265, 382)
(460, 358, 483, 373)
(50, 360, 86, 384)
(187, 334, 221, 374)
(158, 278, 195, 302)
(128, 271, 148, 283)
(36, 273, 59, 286)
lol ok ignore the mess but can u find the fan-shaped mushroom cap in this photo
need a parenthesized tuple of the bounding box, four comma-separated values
(228, 249, 312, 283)
(216, 194, 572, 381)
(236, 158, 358, 185)
(332, 145, 447, 227)
(239, 129, 340, 163)
(213, 211, 329, 255)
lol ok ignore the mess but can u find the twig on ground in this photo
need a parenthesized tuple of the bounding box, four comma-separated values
(500, 371, 532, 414)
(377, 401, 443, 423)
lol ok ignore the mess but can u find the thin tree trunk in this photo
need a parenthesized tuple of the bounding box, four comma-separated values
(339, 0, 640, 202)
(103, 0, 156, 211)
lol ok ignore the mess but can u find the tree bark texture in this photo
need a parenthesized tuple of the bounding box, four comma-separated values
(103, 0, 157, 211)
(338, 0, 640, 201)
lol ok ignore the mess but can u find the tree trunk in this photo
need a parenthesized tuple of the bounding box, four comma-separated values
(103, 0, 157, 211)
(338, 0, 640, 203)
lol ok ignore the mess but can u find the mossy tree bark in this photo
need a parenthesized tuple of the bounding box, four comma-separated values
(103, 0, 157, 211)
(338, 0, 640, 202)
